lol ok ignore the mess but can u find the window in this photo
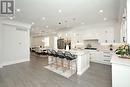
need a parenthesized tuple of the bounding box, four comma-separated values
(42, 37, 49, 47)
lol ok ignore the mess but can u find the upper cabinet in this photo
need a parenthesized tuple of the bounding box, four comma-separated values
(98, 28, 115, 43)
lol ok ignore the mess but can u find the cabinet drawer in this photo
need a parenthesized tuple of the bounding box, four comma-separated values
(103, 55, 111, 57)
(103, 59, 110, 62)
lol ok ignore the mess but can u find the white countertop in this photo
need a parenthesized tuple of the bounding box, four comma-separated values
(56, 49, 86, 55)
(111, 53, 130, 67)
(69, 50, 86, 55)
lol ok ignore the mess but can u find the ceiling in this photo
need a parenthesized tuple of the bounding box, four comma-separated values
(13, 0, 121, 35)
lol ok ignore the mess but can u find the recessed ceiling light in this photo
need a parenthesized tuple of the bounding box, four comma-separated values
(104, 18, 107, 21)
(42, 17, 46, 20)
(16, 9, 20, 12)
(58, 9, 62, 13)
(81, 22, 85, 25)
(59, 22, 62, 24)
(99, 10, 103, 13)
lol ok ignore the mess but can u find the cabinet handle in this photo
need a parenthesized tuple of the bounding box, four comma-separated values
(104, 55, 110, 57)
(103, 52, 110, 53)
(104, 60, 110, 62)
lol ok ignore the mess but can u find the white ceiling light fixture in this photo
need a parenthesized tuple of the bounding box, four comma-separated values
(81, 22, 85, 25)
(31, 22, 34, 25)
(16, 8, 20, 12)
(58, 9, 62, 13)
(99, 10, 103, 13)
(42, 17, 46, 20)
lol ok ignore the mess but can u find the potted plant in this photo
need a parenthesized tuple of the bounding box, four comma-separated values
(115, 45, 130, 58)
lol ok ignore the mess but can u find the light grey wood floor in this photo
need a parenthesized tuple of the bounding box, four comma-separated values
(0, 53, 112, 87)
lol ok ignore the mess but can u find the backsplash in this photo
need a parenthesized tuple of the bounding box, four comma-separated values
(98, 43, 126, 51)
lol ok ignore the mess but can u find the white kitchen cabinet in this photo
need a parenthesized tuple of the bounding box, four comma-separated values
(102, 51, 112, 64)
(90, 51, 101, 61)
(99, 28, 114, 43)
(88, 50, 112, 65)
(111, 54, 130, 87)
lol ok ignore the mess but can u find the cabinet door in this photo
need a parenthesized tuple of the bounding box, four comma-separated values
(90, 52, 96, 61)
(90, 51, 101, 62)
(112, 64, 130, 87)
(99, 28, 114, 43)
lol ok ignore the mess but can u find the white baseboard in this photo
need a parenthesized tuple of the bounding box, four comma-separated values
(2, 58, 30, 67)
(91, 60, 111, 65)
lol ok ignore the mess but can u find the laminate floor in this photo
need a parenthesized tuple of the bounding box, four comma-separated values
(0, 53, 112, 87)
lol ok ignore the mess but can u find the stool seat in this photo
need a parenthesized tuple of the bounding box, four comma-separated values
(47, 49, 53, 56)
(65, 51, 77, 60)
(52, 50, 58, 57)
(57, 51, 65, 59)
(64, 51, 77, 72)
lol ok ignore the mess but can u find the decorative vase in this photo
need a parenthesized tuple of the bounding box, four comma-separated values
(66, 45, 69, 51)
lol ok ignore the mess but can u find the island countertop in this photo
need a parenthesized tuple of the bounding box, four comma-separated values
(56, 49, 87, 55)
(111, 53, 130, 67)
(68, 49, 86, 55)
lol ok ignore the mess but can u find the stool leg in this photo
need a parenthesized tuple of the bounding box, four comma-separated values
(68, 60, 70, 70)
(62, 59, 65, 72)
(75, 59, 77, 72)
(70, 61, 72, 74)
(50, 56, 53, 67)
(63, 59, 67, 72)
(56, 57, 58, 69)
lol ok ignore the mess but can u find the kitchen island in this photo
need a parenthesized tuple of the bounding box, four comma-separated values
(48, 49, 90, 76)
(69, 50, 90, 75)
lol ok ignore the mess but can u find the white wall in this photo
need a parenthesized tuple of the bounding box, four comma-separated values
(127, 0, 130, 44)
(0, 20, 31, 67)
(0, 22, 2, 68)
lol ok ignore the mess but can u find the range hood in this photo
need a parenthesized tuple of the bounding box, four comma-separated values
(84, 39, 99, 49)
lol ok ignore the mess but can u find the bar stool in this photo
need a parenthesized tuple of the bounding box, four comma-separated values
(64, 51, 77, 72)
(47, 49, 53, 56)
(47, 49, 54, 65)
(57, 51, 65, 71)
(51, 50, 58, 67)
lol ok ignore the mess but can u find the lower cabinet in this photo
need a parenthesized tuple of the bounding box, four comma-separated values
(112, 63, 130, 87)
(89, 50, 112, 65)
